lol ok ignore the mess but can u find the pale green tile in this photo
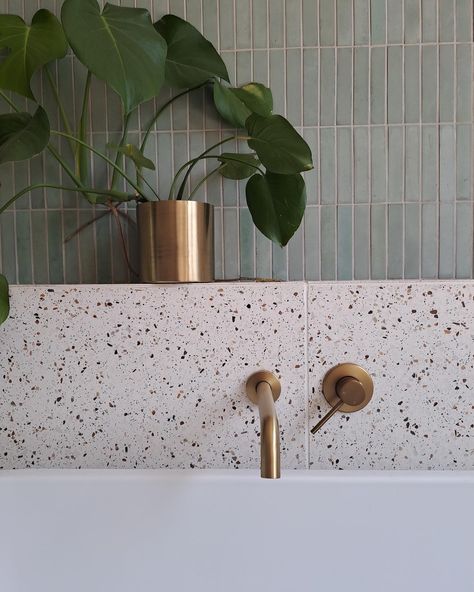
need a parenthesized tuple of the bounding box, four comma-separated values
(189, 87, 205, 130)
(205, 132, 222, 206)
(0, 211, 17, 283)
(337, 0, 352, 45)
(422, 46, 437, 123)
(223, 208, 239, 279)
(202, 0, 219, 47)
(354, 128, 369, 203)
(320, 128, 335, 204)
(456, 0, 473, 41)
(422, 0, 437, 41)
(213, 209, 223, 280)
(337, 128, 352, 204)
(269, 49, 285, 115)
(252, 0, 268, 48)
(370, 47, 386, 124)
(404, 203, 420, 279)
(78, 210, 98, 284)
(189, 133, 206, 202)
(337, 205, 352, 280)
(303, 0, 318, 45)
(303, 48, 319, 126)
(388, 46, 403, 124)
(421, 202, 438, 277)
(239, 208, 255, 278)
(303, 128, 319, 204)
(404, 0, 420, 42)
(336, 48, 352, 124)
(439, 203, 454, 278)
(438, 0, 454, 42)
(439, 45, 455, 122)
(405, 126, 420, 201)
(456, 45, 472, 122)
(387, 0, 403, 43)
(404, 46, 420, 123)
(388, 204, 403, 278)
(236, 0, 251, 48)
(354, 204, 370, 279)
(94, 211, 113, 284)
(287, 49, 302, 125)
(354, 0, 370, 44)
(0, 163, 14, 212)
(286, 0, 302, 46)
(320, 48, 335, 124)
(439, 125, 455, 202)
(219, 0, 234, 50)
(255, 228, 272, 279)
(13, 160, 30, 209)
(456, 125, 472, 200)
(370, 0, 386, 44)
(15, 211, 32, 284)
(320, 0, 335, 45)
(354, 47, 369, 124)
(455, 202, 473, 278)
(320, 205, 336, 280)
(422, 126, 438, 201)
(371, 127, 386, 203)
(288, 223, 304, 280)
(388, 127, 403, 202)
(31, 211, 49, 283)
(304, 206, 320, 280)
(269, 0, 284, 48)
(47, 211, 64, 284)
(272, 243, 288, 280)
(370, 204, 386, 279)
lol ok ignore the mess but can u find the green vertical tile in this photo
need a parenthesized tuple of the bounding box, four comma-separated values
(405, 126, 420, 201)
(189, 87, 205, 130)
(320, 128, 335, 204)
(370, 47, 386, 124)
(388, 46, 403, 124)
(456, 125, 472, 200)
(269, 49, 285, 115)
(438, 0, 454, 42)
(388, 127, 403, 202)
(439, 203, 454, 278)
(387, 0, 403, 43)
(286, 0, 302, 46)
(388, 204, 403, 278)
(252, 0, 268, 48)
(0, 211, 17, 283)
(189, 132, 206, 202)
(288, 224, 304, 280)
(44, 141, 62, 210)
(422, 46, 437, 123)
(239, 208, 255, 278)
(455, 202, 473, 278)
(287, 49, 302, 125)
(202, 0, 219, 47)
(304, 206, 320, 280)
(29, 154, 45, 209)
(205, 132, 222, 206)
(439, 45, 455, 122)
(422, 126, 437, 201)
(354, 47, 369, 124)
(404, 0, 420, 42)
(422, 0, 437, 41)
(303, 128, 319, 204)
(320, 48, 335, 125)
(156, 133, 172, 199)
(15, 211, 32, 284)
(370, 0, 386, 44)
(439, 125, 455, 202)
(236, 0, 251, 48)
(371, 127, 386, 203)
(255, 229, 272, 279)
(320, 0, 335, 45)
(94, 211, 113, 284)
(0, 163, 14, 210)
(337, 205, 352, 280)
(336, 48, 352, 124)
(213, 209, 223, 280)
(269, 0, 284, 48)
(219, 0, 234, 50)
(456, 0, 473, 41)
(421, 202, 438, 277)
(370, 204, 386, 279)
(456, 45, 472, 122)
(320, 205, 336, 280)
(354, 204, 370, 279)
(111, 216, 130, 284)
(253, 49, 269, 87)
(47, 210, 64, 284)
(404, 203, 420, 279)
(272, 243, 288, 280)
(13, 160, 30, 209)
(303, 0, 319, 45)
(31, 211, 49, 284)
(354, 0, 370, 44)
(223, 208, 239, 279)
(337, 128, 352, 204)
(354, 127, 369, 203)
(78, 210, 98, 284)
(337, 0, 352, 45)
(303, 48, 318, 126)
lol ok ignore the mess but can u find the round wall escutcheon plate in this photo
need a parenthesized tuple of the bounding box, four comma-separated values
(322, 363, 374, 413)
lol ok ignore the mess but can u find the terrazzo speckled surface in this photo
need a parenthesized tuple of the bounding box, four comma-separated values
(0, 281, 472, 470)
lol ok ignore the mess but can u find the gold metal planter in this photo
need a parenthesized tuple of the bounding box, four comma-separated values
(137, 201, 214, 283)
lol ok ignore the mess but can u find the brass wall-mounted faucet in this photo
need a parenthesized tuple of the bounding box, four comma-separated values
(246, 371, 281, 479)
(311, 363, 374, 434)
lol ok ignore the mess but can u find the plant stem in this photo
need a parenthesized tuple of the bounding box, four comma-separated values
(44, 65, 76, 154)
(187, 166, 221, 201)
(140, 82, 206, 153)
(77, 71, 92, 183)
(109, 203, 138, 278)
(136, 170, 160, 201)
(64, 209, 110, 243)
(111, 111, 132, 190)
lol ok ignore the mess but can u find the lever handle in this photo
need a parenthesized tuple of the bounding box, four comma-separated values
(311, 364, 374, 435)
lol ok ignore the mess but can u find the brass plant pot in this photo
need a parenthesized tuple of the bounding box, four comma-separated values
(137, 201, 214, 283)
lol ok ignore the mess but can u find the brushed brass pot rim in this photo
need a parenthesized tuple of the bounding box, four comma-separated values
(137, 200, 214, 210)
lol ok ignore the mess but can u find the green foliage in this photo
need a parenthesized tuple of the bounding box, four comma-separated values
(213, 81, 273, 128)
(155, 15, 229, 88)
(217, 153, 260, 180)
(108, 143, 156, 171)
(61, 0, 167, 113)
(0, 274, 9, 326)
(0, 107, 50, 164)
(0, 10, 67, 99)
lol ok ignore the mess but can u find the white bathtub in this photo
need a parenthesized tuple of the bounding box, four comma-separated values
(1, 470, 473, 592)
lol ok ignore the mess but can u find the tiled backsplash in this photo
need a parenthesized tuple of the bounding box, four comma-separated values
(1, 281, 472, 470)
(0, 0, 473, 283)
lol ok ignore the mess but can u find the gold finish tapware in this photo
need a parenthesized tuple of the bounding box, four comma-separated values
(137, 201, 214, 283)
(246, 371, 282, 479)
(311, 363, 374, 434)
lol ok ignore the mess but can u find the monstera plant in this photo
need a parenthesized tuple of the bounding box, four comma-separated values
(0, 0, 313, 324)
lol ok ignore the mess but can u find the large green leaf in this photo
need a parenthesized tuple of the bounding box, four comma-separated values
(61, 0, 167, 113)
(0, 9, 68, 99)
(246, 172, 306, 247)
(0, 274, 9, 326)
(213, 81, 273, 128)
(155, 14, 229, 88)
(218, 153, 260, 180)
(108, 143, 155, 171)
(0, 106, 50, 164)
(246, 114, 313, 174)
